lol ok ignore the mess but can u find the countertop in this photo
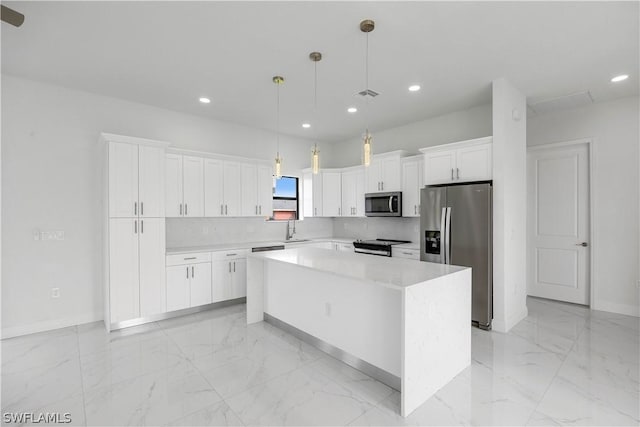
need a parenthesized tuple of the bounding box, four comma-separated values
(166, 237, 356, 255)
(249, 247, 467, 290)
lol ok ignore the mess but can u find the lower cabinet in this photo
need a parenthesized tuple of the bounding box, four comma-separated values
(211, 250, 248, 302)
(392, 247, 420, 260)
(166, 252, 212, 312)
(333, 242, 354, 252)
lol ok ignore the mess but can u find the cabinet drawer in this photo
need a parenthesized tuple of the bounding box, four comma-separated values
(393, 248, 420, 260)
(210, 249, 250, 260)
(166, 252, 211, 266)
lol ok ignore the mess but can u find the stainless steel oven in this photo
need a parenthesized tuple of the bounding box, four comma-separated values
(365, 192, 402, 217)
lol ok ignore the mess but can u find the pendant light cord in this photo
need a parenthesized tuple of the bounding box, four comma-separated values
(276, 81, 280, 156)
(365, 31, 370, 135)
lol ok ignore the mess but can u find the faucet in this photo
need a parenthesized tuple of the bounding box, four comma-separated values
(285, 219, 296, 241)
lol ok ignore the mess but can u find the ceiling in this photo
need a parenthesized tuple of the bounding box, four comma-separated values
(2, 1, 638, 142)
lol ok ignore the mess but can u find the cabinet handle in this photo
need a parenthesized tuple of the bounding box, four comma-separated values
(225, 205, 228, 215)
(180, 204, 183, 215)
(338, 207, 341, 216)
(226, 253, 237, 257)
(451, 168, 454, 180)
(259, 205, 262, 214)
(141, 202, 144, 216)
(221, 204, 224, 215)
(185, 204, 188, 216)
(381, 182, 384, 191)
(255, 205, 258, 214)
(402, 252, 413, 255)
(456, 168, 460, 179)
(141, 220, 144, 234)
(134, 220, 137, 234)
(229, 262, 231, 273)
(192, 266, 194, 277)
(184, 257, 196, 260)
(186, 266, 189, 279)
(134, 202, 137, 216)
(314, 207, 317, 216)
(233, 262, 236, 273)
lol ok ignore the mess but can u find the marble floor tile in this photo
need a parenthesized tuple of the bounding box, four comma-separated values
(166, 401, 244, 426)
(225, 365, 374, 426)
(77, 321, 165, 357)
(1, 326, 79, 374)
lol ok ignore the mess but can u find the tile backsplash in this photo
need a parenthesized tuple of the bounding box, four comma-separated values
(166, 217, 334, 248)
(333, 217, 420, 243)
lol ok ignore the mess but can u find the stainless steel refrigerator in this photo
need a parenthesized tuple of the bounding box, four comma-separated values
(420, 182, 492, 329)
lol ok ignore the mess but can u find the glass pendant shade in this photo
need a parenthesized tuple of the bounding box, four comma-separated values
(274, 153, 282, 178)
(363, 130, 372, 167)
(311, 145, 320, 174)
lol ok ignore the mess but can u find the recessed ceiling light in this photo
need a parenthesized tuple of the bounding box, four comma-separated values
(302, 123, 311, 128)
(611, 74, 629, 83)
(408, 85, 421, 92)
(347, 107, 358, 113)
(199, 97, 211, 104)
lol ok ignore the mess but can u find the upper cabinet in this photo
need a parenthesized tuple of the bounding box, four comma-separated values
(401, 156, 424, 217)
(365, 151, 407, 193)
(322, 170, 342, 217)
(166, 154, 204, 217)
(107, 138, 166, 218)
(303, 170, 323, 217)
(421, 137, 492, 185)
(341, 167, 365, 217)
(240, 163, 274, 217)
(203, 159, 242, 217)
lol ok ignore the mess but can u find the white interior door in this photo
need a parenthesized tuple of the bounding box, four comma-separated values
(139, 218, 166, 317)
(527, 143, 590, 305)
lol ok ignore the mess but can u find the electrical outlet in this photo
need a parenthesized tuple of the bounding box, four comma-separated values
(33, 229, 41, 241)
(325, 302, 331, 317)
(51, 288, 60, 298)
(40, 231, 65, 241)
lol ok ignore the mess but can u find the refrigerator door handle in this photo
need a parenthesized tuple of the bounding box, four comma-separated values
(440, 207, 447, 264)
(444, 207, 452, 264)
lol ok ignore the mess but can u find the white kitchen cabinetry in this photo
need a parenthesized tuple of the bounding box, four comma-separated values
(240, 163, 274, 217)
(392, 247, 420, 260)
(166, 252, 212, 311)
(109, 141, 165, 218)
(103, 134, 168, 329)
(421, 137, 492, 185)
(401, 156, 424, 217)
(204, 159, 242, 217)
(303, 169, 323, 217)
(365, 151, 407, 193)
(333, 242, 354, 252)
(211, 250, 248, 302)
(322, 171, 342, 217)
(341, 167, 365, 217)
(166, 154, 204, 217)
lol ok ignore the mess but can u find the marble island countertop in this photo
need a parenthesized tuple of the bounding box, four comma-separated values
(166, 237, 357, 255)
(250, 247, 467, 290)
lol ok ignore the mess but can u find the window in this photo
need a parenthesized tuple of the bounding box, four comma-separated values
(272, 176, 299, 220)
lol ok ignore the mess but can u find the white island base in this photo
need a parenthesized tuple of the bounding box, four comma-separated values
(247, 247, 471, 417)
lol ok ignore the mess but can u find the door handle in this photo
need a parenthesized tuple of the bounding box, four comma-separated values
(314, 207, 317, 216)
(225, 205, 228, 215)
(192, 266, 194, 277)
(381, 182, 384, 191)
(180, 204, 183, 215)
(134, 202, 137, 216)
(451, 168, 454, 180)
(186, 266, 189, 279)
(185, 204, 188, 216)
(228, 262, 231, 273)
(259, 205, 262, 214)
(233, 262, 236, 273)
(456, 168, 459, 180)
(388, 196, 393, 213)
(576, 242, 588, 247)
(221, 204, 224, 215)
(255, 205, 257, 215)
(141, 220, 143, 234)
(134, 220, 137, 234)
(440, 207, 447, 264)
(141, 202, 144, 216)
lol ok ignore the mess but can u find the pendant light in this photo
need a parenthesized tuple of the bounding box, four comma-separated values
(309, 51, 322, 174)
(360, 19, 375, 167)
(273, 75, 284, 178)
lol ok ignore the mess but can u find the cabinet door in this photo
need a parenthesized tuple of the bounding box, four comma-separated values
(139, 218, 166, 317)
(322, 172, 342, 217)
(380, 157, 401, 191)
(365, 160, 382, 193)
(424, 150, 456, 185)
(166, 265, 190, 312)
(190, 262, 212, 307)
(211, 260, 232, 303)
(165, 154, 184, 217)
(204, 158, 224, 217)
(182, 156, 204, 217)
(456, 143, 492, 182)
(354, 168, 366, 217)
(223, 161, 242, 216)
(138, 145, 165, 218)
(230, 258, 247, 299)
(109, 142, 138, 218)
(240, 163, 258, 216)
(109, 218, 140, 323)
(257, 165, 273, 217)
(402, 160, 420, 217)
(341, 172, 355, 216)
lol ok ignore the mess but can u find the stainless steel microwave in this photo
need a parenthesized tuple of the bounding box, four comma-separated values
(365, 192, 402, 217)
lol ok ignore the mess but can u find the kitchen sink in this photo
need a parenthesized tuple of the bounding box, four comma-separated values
(283, 239, 310, 243)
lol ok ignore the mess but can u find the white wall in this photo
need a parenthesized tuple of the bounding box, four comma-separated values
(492, 78, 528, 333)
(528, 96, 640, 317)
(1, 74, 334, 338)
(327, 104, 492, 167)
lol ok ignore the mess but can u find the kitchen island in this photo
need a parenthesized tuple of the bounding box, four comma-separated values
(247, 247, 471, 417)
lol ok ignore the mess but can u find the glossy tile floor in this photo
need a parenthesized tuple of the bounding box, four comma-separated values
(2, 297, 638, 426)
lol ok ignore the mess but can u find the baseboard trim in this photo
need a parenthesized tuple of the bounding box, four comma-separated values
(1, 312, 103, 339)
(592, 300, 640, 318)
(264, 313, 401, 391)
